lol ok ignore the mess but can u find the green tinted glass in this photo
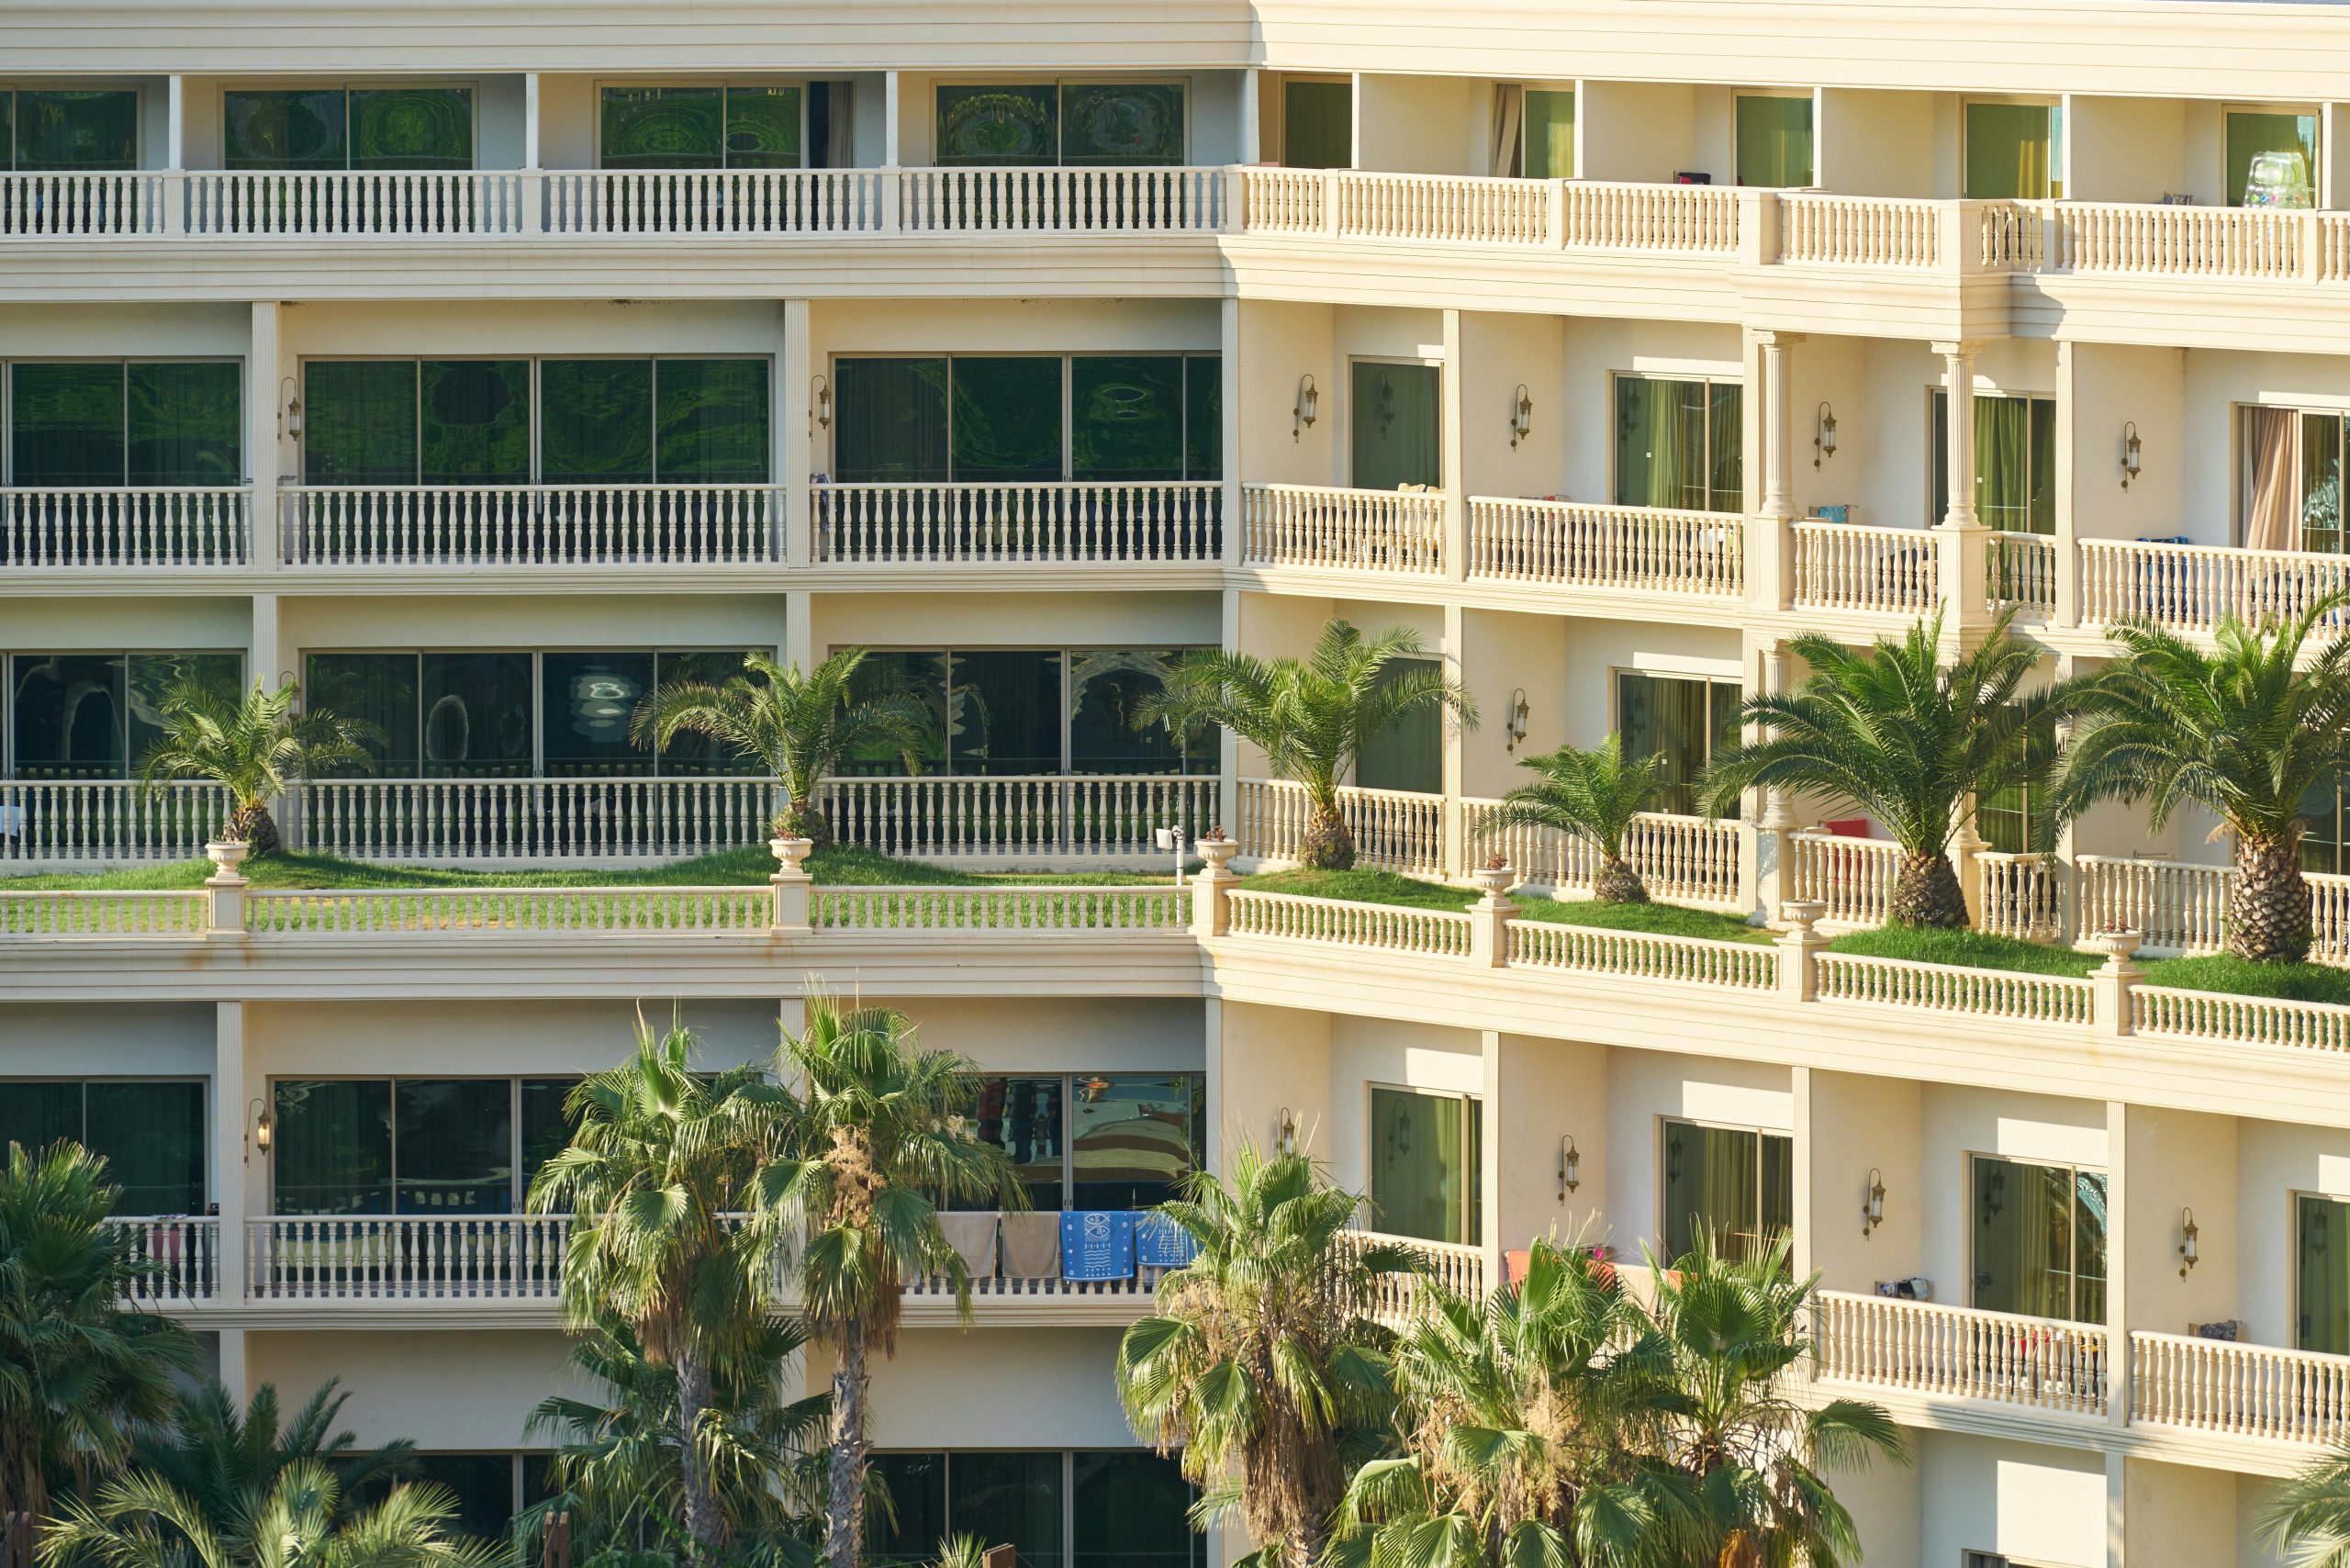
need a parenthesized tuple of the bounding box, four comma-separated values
(2227, 110, 2318, 207)
(304, 361, 418, 486)
(273, 1079, 392, 1215)
(2302, 1193, 2350, 1353)
(419, 360, 529, 486)
(601, 86, 722, 169)
(129, 652, 241, 765)
(15, 89, 139, 171)
(950, 650, 1061, 774)
(1964, 102, 2052, 200)
(950, 357, 1061, 481)
(540, 652, 654, 778)
(654, 650, 763, 777)
(1183, 355, 1221, 480)
(1061, 83, 1184, 164)
(1523, 89, 1575, 179)
(1617, 670, 1718, 815)
(87, 1081, 205, 1214)
(1282, 80, 1351, 169)
(1356, 656, 1442, 794)
(127, 363, 241, 487)
(1071, 356, 1182, 481)
(0, 1081, 81, 1153)
(0, 94, 12, 169)
(1735, 95, 1812, 187)
(1615, 375, 1714, 511)
(1069, 649, 1203, 775)
(11, 363, 125, 487)
(10, 654, 127, 778)
(655, 359, 770, 482)
(1348, 361, 1441, 490)
(224, 89, 348, 170)
(350, 87, 473, 171)
(1371, 1086, 1472, 1243)
(420, 652, 533, 778)
(1073, 1451, 1198, 1568)
(540, 360, 653, 484)
(724, 86, 801, 169)
(394, 1079, 511, 1214)
(833, 359, 949, 483)
(936, 84, 1058, 166)
(307, 653, 419, 776)
(948, 1453, 1063, 1568)
(2307, 414, 2346, 556)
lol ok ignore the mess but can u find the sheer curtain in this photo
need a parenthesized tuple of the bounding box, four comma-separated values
(2244, 406, 2300, 552)
(1489, 84, 1523, 176)
(1975, 397, 2031, 532)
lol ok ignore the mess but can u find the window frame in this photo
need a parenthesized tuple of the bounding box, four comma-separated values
(2292, 1187, 2350, 1352)
(2234, 400, 2350, 554)
(1964, 1150, 2109, 1324)
(867, 1450, 1205, 1568)
(589, 78, 812, 172)
(266, 1072, 580, 1216)
(1959, 95, 2064, 201)
(955, 1070, 1206, 1213)
(1608, 665, 1742, 817)
(215, 79, 483, 173)
(4, 648, 248, 781)
(3, 356, 248, 487)
(1274, 73, 1353, 171)
(1656, 1114, 1794, 1266)
(1516, 81, 1577, 181)
(1364, 1080, 1483, 1247)
(1606, 369, 1745, 515)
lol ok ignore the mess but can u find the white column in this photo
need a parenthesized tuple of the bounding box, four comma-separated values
(1934, 339, 1992, 650)
(783, 588, 814, 675)
(1218, 587, 1241, 836)
(1220, 296, 1242, 569)
(1935, 339, 1985, 530)
(1752, 640, 1796, 921)
(780, 298, 811, 566)
(1746, 329, 1799, 612)
(2053, 338, 2081, 629)
(1789, 1065, 1814, 1281)
(882, 72, 901, 167)
(166, 74, 186, 168)
(2105, 1099, 2132, 1444)
(213, 1002, 249, 1316)
(249, 300, 283, 571)
(1240, 71, 1262, 165)
(1478, 1031, 1505, 1293)
(1441, 600, 1467, 878)
(1440, 308, 1467, 584)
(521, 73, 545, 231)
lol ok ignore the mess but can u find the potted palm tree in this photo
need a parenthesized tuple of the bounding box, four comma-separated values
(1476, 734, 1668, 903)
(2048, 593, 2350, 964)
(631, 647, 934, 849)
(134, 678, 373, 857)
(1146, 619, 1477, 871)
(1704, 609, 2063, 928)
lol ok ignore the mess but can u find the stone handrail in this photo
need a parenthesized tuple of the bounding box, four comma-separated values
(1, 780, 230, 869)
(297, 777, 780, 865)
(1792, 521, 1940, 615)
(0, 890, 207, 937)
(1789, 832, 1903, 926)
(1225, 889, 1472, 957)
(1463, 801, 1742, 907)
(1815, 951, 2096, 1025)
(809, 884, 1190, 931)
(1507, 919, 1777, 989)
(243, 886, 775, 935)
(2079, 537, 2350, 636)
(817, 774, 1214, 864)
(1813, 1290, 2109, 1417)
(2132, 1329, 2350, 1443)
(5, 487, 252, 568)
(105, 1215, 221, 1301)
(284, 484, 780, 567)
(1465, 497, 1742, 596)
(247, 1214, 573, 1300)
(1241, 483, 1447, 576)
(812, 481, 1220, 564)
(543, 169, 886, 235)
(1236, 778, 1448, 879)
(1337, 1228, 1486, 1325)
(1777, 194, 1944, 267)
(1986, 530, 2057, 617)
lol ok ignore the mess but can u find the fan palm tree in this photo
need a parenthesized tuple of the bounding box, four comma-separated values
(1115, 1148, 1404, 1568)
(631, 648, 934, 846)
(2047, 594, 2350, 963)
(0, 1140, 195, 1521)
(1474, 735, 1670, 904)
(1704, 608, 2061, 928)
(1647, 1232, 1907, 1568)
(39, 1458, 502, 1568)
(754, 995, 1023, 1568)
(126, 1379, 418, 1536)
(526, 1025, 797, 1567)
(1145, 621, 1477, 870)
(2262, 1443, 2350, 1568)
(134, 678, 374, 855)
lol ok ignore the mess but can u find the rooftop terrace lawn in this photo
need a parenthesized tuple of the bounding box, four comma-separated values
(1829, 925, 2350, 1004)
(1237, 868, 1774, 944)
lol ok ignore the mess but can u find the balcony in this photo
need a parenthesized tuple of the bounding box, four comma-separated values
(1811, 1291, 2110, 1420)
(2132, 1330, 2350, 1447)
(1240, 484, 1446, 578)
(282, 485, 781, 568)
(5, 487, 252, 569)
(1465, 498, 1742, 600)
(106, 1215, 223, 1303)
(1335, 1228, 1486, 1326)
(1792, 521, 1939, 618)
(817, 775, 1215, 867)
(2079, 538, 2350, 637)
(811, 481, 1220, 566)
(1, 780, 229, 868)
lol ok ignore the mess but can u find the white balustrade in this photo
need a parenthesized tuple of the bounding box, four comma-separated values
(1813, 1291, 2109, 1417)
(1815, 952, 2096, 1025)
(0, 780, 229, 867)
(2079, 538, 2350, 635)
(900, 167, 1223, 232)
(543, 170, 884, 235)
(818, 774, 1213, 863)
(297, 778, 777, 863)
(1793, 521, 1940, 615)
(1974, 852, 2065, 942)
(1242, 484, 1447, 576)
(187, 172, 527, 236)
(1777, 195, 1943, 268)
(2132, 1331, 2350, 1445)
(811, 884, 1190, 932)
(2044, 202, 2308, 282)
(1334, 173, 1550, 245)
(1986, 531, 2056, 617)
(1224, 890, 1472, 957)
(2074, 857, 2231, 957)
(1978, 201, 2045, 270)
(2133, 985, 2350, 1054)
(1462, 800, 1742, 907)
(0, 172, 164, 236)
(1237, 778, 1448, 879)
(1237, 167, 1327, 234)
(247, 1215, 572, 1299)
(1559, 181, 1740, 253)
(812, 483, 1219, 564)
(1506, 919, 1777, 989)
(285, 486, 779, 566)
(1466, 498, 1741, 596)
(106, 1216, 221, 1301)
(1789, 831, 1903, 926)
(245, 886, 771, 937)
(1337, 1228, 1486, 1325)
(0, 890, 207, 938)
(4, 488, 250, 568)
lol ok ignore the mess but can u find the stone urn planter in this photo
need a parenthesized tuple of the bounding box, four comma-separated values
(770, 836, 815, 878)
(2086, 927, 2144, 967)
(206, 839, 250, 879)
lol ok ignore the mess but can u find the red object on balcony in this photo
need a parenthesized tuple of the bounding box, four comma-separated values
(1825, 818, 1872, 837)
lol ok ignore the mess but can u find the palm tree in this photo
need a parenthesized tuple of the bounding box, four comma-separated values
(1115, 1148, 1403, 1568)
(2263, 1443, 2350, 1568)
(1704, 608, 2060, 928)
(631, 648, 934, 846)
(39, 1459, 500, 1568)
(526, 1025, 796, 1566)
(1648, 1233, 1907, 1568)
(755, 996, 1023, 1568)
(1474, 735, 1669, 903)
(2047, 594, 2350, 963)
(523, 1314, 829, 1557)
(0, 1140, 195, 1521)
(1335, 1238, 1694, 1568)
(127, 1379, 418, 1536)
(1145, 621, 1477, 870)
(135, 678, 374, 855)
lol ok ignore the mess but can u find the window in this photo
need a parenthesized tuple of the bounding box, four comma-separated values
(844, 648, 1213, 778)
(0, 1080, 204, 1214)
(0, 88, 139, 170)
(302, 358, 770, 487)
(6, 651, 243, 780)
(224, 85, 474, 171)
(1348, 361, 1441, 491)
(1522, 88, 1575, 180)
(1734, 93, 1813, 188)
(1371, 1086, 1483, 1246)
(2240, 406, 2350, 555)
(1931, 389, 2055, 536)
(829, 355, 1220, 485)
(1661, 1119, 1792, 1266)
(1281, 79, 1351, 170)
(870, 1451, 1200, 1568)
(272, 1076, 579, 1216)
(1616, 671, 1740, 819)
(352, 1454, 557, 1543)
(304, 650, 754, 779)
(1613, 375, 1742, 514)
(935, 82, 1184, 167)
(1976, 706, 2055, 857)
(1355, 657, 1443, 795)
(2225, 106, 2318, 208)
(959, 1072, 1204, 1213)
(1964, 101, 2062, 201)
(2300, 1193, 2350, 1353)
(1971, 1154, 2108, 1324)
(600, 84, 802, 170)
(8, 362, 242, 488)
(2304, 785, 2350, 875)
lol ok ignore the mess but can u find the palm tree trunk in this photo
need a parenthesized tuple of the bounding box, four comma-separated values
(1888, 851, 1969, 929)
(824, 1317, 870, 1568)
(1592, 854, 1649, 904)
(2230, 831, 2313, 963)
(676, 1347, 722, 1563)
(1298, 801, 1356, 871)
(226, 801, 281, 855)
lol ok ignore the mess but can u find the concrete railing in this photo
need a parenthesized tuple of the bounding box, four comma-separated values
(296, 778, 778, 865)
(1813, 1291, 2110, 1417)
(106, 1216, 221, 1301)
(1338, 1228, 1487, 1324)
(1241, 484, 1447, 577)
(1509, 918, 1778, 989)
(1236, 778, 1448, 879)
(1465, 497, 1741, 597)
(0, 780, 230, 868)
(4, 487, 251, 568)
(1225, 888, 1472, 957)
(817, 774, 1214, 864)
(1816, 950, 2097, 1025)
(247, 1214, 572, 1300)
(1986, 531, 2057, 617)
(1558, 180, 1740, 252)
(1777, 194, 1944, 268)
(812, 481, 1220, 565)
(1333, 171, 1551, 245)
(244, 886, 775, 936)
(2132, 1330, 2350, 1444)
(1793, 521, 1940, 616)
(543, 170, 885, 235)
(2079, 537, 2350, 636)
(0, 171, 169, 235)
(2039, 201, 2313, 283)
(899, 166, 1224, 233)
(1463, 801, 1742, 907)
(811, 884, 1190, 931)
(187, 171, 531, 235)
(284, 484, 780, 567)
(1789, 832, 1903, 927)
(0, 890, 208, 936)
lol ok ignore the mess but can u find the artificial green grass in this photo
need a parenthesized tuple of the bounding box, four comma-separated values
(1237, 868, 1774, 944)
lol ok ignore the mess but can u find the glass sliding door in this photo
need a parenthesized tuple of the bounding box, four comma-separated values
(1348, 361, 1440, 491)
(225, 86, 473, 171)
(655, 359, 772, 483)
(936, 85, 1060, 165)
(2226, 108, 2318, 207)
(832, 358, 950, 483)
(6, 89, 140, 170)
(273, 1079, 394, 1215)
(599, 84, 803, 170)
(1964, 102, 2060, 200)
(950, 357, 1063, 482)
(1070, 1074, 1202, 1210)
(1523, 89, 1575, 180)
(2300, 1194, 2350, 1353)
(420, 652, 532, 778)
(1355, 657, 1443, 794)
(1932, 390, 2056, 535)
(273, 1077, 578, 1217)
(1072, 1451, 1202, 1568)
(1068, 650, 1211, 775)
(963, 1076, 1068, 1210)
(0, 1081, 204, 1213)
(394, 1080, 512, 1215)
(1062, 84, 1186, 165)
(11, 362, 242, 488)
(1282, 80, 1352, 170)
(417, 360, 530, 486)
(304, 361, 420, 486)
(1613, 375, 1741, 513)
(1370, 1086, 1482, 1246)
(538, 360, 655, 485)
(1661, 1120, 1793, 1265)
(1735, 94, 1813, 187)
(1070, 356, 1184, 481)
(539, 653, 654, 778)
(1616, 671, 1740, 818)
(948, 650, 1062, 775)
(1972, 1154, 2108, 1323)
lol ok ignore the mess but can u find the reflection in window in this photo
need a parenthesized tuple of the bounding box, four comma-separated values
(8, 652, 242, 781)
(956, 1073, 1203, 1213)
(830, 355, 1219, 485)
(1972, 1154, 2107, 1324)
(2, 89, 140, 171)
(273, 1076, 578, 1216)
(2226, 109, 2319, 208)
(1281, 80, 1351, 170)
(2301, 1193, 2350, 1353)
(1734, 94, 1813, 188)
(935, 83, 1184, 167)
(1662, 1120, 1793, 1267)
(1615, 375, 1741, 514)
(224, 87, 474, 171)
(1348, 362, 1440, 492)
(871, 1452, 1199, 1568)
(1069, 651, 1213, 776)
(1616, 671, 1740, 819)
(0, 1080, 205, 1213)
(10, 362, 242, 487)
(1371, 1086, 1482, 1246)
(1964, 102, 2061, 200)
(600, 85, 802, 170)
(1354, 658, 1442, 795)
(841, 648, 1208, 778)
